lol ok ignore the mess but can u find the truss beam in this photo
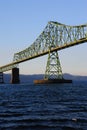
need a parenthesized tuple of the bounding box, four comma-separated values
(13, 21, 87, 63)
(0, 21, 87, 72)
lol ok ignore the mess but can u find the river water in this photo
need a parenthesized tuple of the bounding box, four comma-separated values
(0, 81, 87, 130)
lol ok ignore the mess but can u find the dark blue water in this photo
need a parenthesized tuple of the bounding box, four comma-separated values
(0, 81, 87, 130)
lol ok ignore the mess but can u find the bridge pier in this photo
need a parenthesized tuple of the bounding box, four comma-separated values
(0, 72, 4, 83)
(10, 68, 20, 84)
(34, 51, 72, 84)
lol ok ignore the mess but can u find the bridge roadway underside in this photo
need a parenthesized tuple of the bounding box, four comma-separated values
(12, 38, 87, 64)
(0, 38, 87, 70)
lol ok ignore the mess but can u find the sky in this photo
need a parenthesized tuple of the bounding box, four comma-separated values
(0, 0, 87, 76)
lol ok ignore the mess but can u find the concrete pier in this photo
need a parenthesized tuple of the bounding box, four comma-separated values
(0, 72, 4, 83)
(34, 79, 72, 84)
(10, 68, 20, 84)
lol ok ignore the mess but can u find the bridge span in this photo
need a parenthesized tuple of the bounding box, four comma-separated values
(0, 21, 87, 83)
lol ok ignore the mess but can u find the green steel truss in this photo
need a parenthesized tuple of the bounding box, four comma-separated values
(13, 21, 87, 63)
(0, 21, 87, 72)
(44, 51, 63, 80)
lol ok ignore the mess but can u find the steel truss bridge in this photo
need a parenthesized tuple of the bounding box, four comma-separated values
(0, 21, 87, 82)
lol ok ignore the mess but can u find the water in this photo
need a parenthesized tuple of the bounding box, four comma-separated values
(0, 81, 87, 130)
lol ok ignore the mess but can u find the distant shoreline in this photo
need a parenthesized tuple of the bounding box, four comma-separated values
(3, 73, 87, 83)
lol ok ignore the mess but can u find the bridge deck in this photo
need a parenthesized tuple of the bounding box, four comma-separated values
(0, 20, 87, 72)
(0, 37, 87, 72)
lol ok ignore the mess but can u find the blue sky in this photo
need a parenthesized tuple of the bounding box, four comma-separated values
(0, 0, 87, 75)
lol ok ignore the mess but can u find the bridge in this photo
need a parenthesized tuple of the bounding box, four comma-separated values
(0, 21, 87, 83)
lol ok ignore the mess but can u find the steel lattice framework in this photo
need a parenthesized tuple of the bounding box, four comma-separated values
(0, 21, 87, 73)
(44, 51, 63, 79)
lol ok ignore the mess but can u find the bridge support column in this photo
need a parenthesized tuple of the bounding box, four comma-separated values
(0, 72, 4, 83)
(11, 68, 20, 84)
(44, 51, 63, 80)
(34, 51, 72, 84)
